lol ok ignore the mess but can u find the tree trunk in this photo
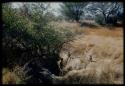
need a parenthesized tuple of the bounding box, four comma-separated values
(102, 12, 107, 24)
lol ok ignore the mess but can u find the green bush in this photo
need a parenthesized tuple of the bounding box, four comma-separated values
(95, 14, 105, 25)
(2, 3, 74, 68)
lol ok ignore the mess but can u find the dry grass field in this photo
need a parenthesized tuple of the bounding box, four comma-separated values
(51, 21, 123, 84)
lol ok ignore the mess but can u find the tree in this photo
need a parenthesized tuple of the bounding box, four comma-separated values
(60, 2, 88, 22)
(19, 3, 51, 25)
(87, 2, 123, 25)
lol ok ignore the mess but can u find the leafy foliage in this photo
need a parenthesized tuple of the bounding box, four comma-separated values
(95, 14, 105, 25)
(60, 3, 88, 22)
(2, 3, 74, 68)
(87, 2, 123, 25)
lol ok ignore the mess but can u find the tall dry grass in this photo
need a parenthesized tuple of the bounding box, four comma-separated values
(2, 68, 20, 84)
(55, 21, 123, 84)
(2, 66, 26, 84)
(82, 27, 123, 37)
(49, 21, 123, 38)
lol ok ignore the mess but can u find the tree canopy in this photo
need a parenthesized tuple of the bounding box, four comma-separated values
(60, 2, 88, 22)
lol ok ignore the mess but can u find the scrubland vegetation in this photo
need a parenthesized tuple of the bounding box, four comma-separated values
(2, 2, 123, 84)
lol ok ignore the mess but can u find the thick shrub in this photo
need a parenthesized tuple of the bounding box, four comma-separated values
(95, 14, 105, 25)
(2, 3, 74, 69)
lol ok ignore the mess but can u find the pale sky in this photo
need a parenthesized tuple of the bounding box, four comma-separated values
(12, 2, 61, 16)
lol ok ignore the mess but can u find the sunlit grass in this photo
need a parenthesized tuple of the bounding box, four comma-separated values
(56, 21, 123, 84)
